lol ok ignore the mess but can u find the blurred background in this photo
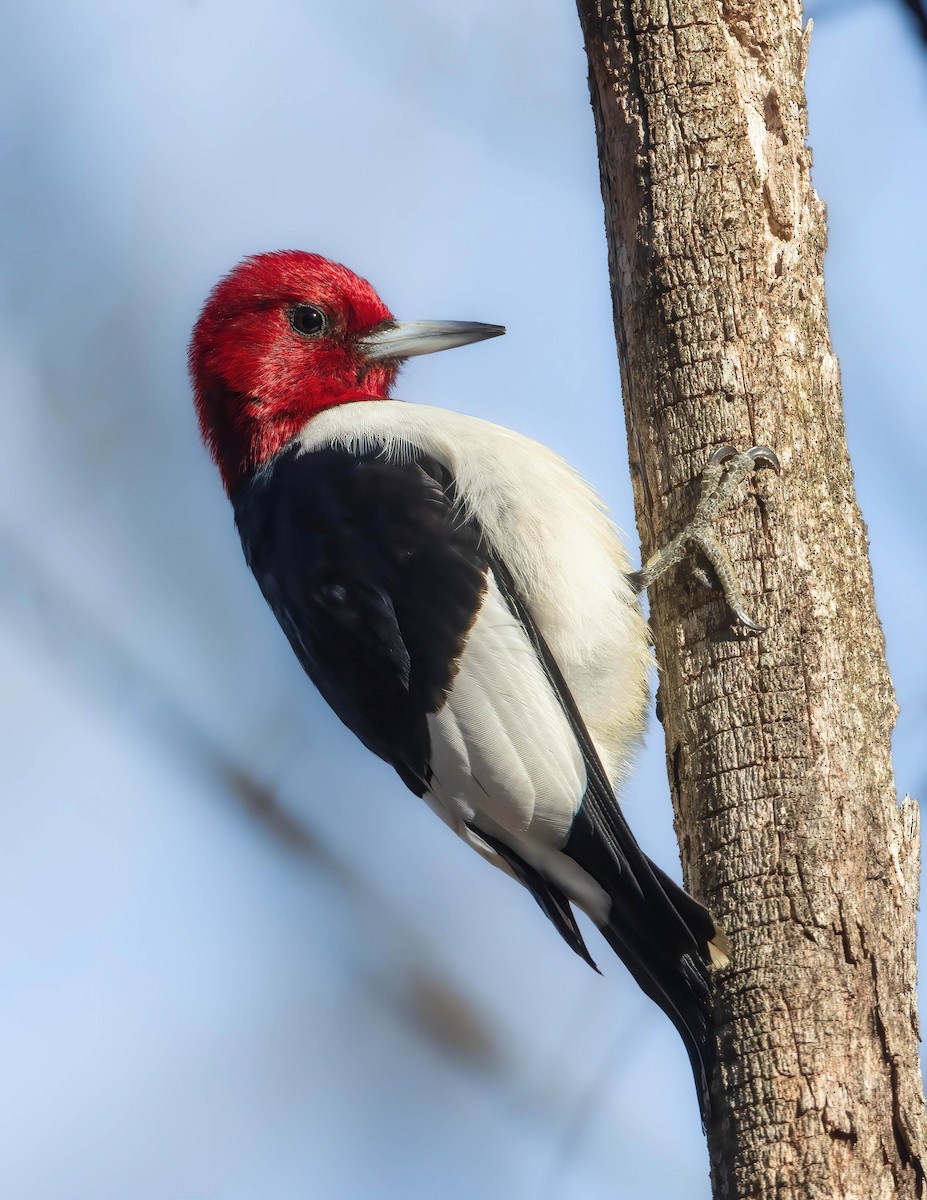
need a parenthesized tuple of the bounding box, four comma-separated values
(1, 2, 925, 1197)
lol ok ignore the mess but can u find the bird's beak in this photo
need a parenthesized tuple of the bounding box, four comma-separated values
(357, 320, 505, 362)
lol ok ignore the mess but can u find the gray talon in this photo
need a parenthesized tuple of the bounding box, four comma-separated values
(629, 443, 778, 631)
(690, 563, 716, 592)
(725, 595, 768, 633)
(746, 445, 781, 474)
(706, 445, 739, 468)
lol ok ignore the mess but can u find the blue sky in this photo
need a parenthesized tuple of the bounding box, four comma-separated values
(1, 2, 925, 1198)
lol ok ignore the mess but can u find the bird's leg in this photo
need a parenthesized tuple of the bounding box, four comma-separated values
(628, 445, 780, 631)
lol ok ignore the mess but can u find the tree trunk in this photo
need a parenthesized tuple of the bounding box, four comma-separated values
(574, 1, 927, 1195)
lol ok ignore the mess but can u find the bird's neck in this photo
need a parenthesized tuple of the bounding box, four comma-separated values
(201, 379, 388, 495)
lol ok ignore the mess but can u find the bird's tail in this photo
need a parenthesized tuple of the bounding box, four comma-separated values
(485, 550, 728, 1122)
(601, 861, 728, 1127)
(647, 857, 731, 969)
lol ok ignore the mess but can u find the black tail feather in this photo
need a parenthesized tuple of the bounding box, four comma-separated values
(475, 827, 601, 973)
(600, 914, 717, 1126)
(486, 551, 722, 1123)
(646, 858, 717, 945)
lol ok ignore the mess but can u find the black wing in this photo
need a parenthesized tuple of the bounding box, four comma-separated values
(234, 442, 488, 796)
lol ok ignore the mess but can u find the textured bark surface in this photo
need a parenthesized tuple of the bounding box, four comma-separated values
(574, 1, 927, 1196)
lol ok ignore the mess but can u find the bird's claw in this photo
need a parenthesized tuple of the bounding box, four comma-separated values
(746, 445, 780, 474)
(706, 444, 739, 469)
(724, 598, 766, 634)
(706, 444, 779, 474)
(688, 444, 779, 629)
(689, 563, 716, 592)
(631, 443, 779, 632)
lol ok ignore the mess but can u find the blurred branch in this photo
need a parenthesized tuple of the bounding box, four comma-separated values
(902, 0, 927, 43)
(808, 0, 927, 45)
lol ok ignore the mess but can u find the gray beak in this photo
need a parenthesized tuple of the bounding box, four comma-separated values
(357, 320, 505, 362)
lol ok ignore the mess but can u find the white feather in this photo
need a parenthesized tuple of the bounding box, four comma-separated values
(425, 574, 586, 843)
(296, 400, 652, 787)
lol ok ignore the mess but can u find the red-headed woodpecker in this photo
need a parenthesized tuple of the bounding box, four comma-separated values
(191, 250, 777, 1122)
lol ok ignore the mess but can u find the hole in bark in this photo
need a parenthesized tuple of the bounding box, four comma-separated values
(755, 492, 772, 545)
(763, 88, 787, 145)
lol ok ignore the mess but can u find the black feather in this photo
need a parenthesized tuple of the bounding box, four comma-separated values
(487, 552, 720, 1125)
(473, 828, 600, 973)
(234, 443, 487, 795)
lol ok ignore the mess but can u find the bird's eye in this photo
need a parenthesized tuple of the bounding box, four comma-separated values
(289, 305, 328, 337)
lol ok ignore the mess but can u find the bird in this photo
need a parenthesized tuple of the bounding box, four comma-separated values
(190, 249, 777, 1123)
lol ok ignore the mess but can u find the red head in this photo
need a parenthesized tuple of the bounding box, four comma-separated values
(190, 250, 504, 494)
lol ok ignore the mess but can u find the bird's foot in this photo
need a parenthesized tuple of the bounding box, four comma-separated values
(628, 445, 780, 631)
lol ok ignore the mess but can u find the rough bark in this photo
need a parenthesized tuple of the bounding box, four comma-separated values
(574, 1, 927, 1195)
